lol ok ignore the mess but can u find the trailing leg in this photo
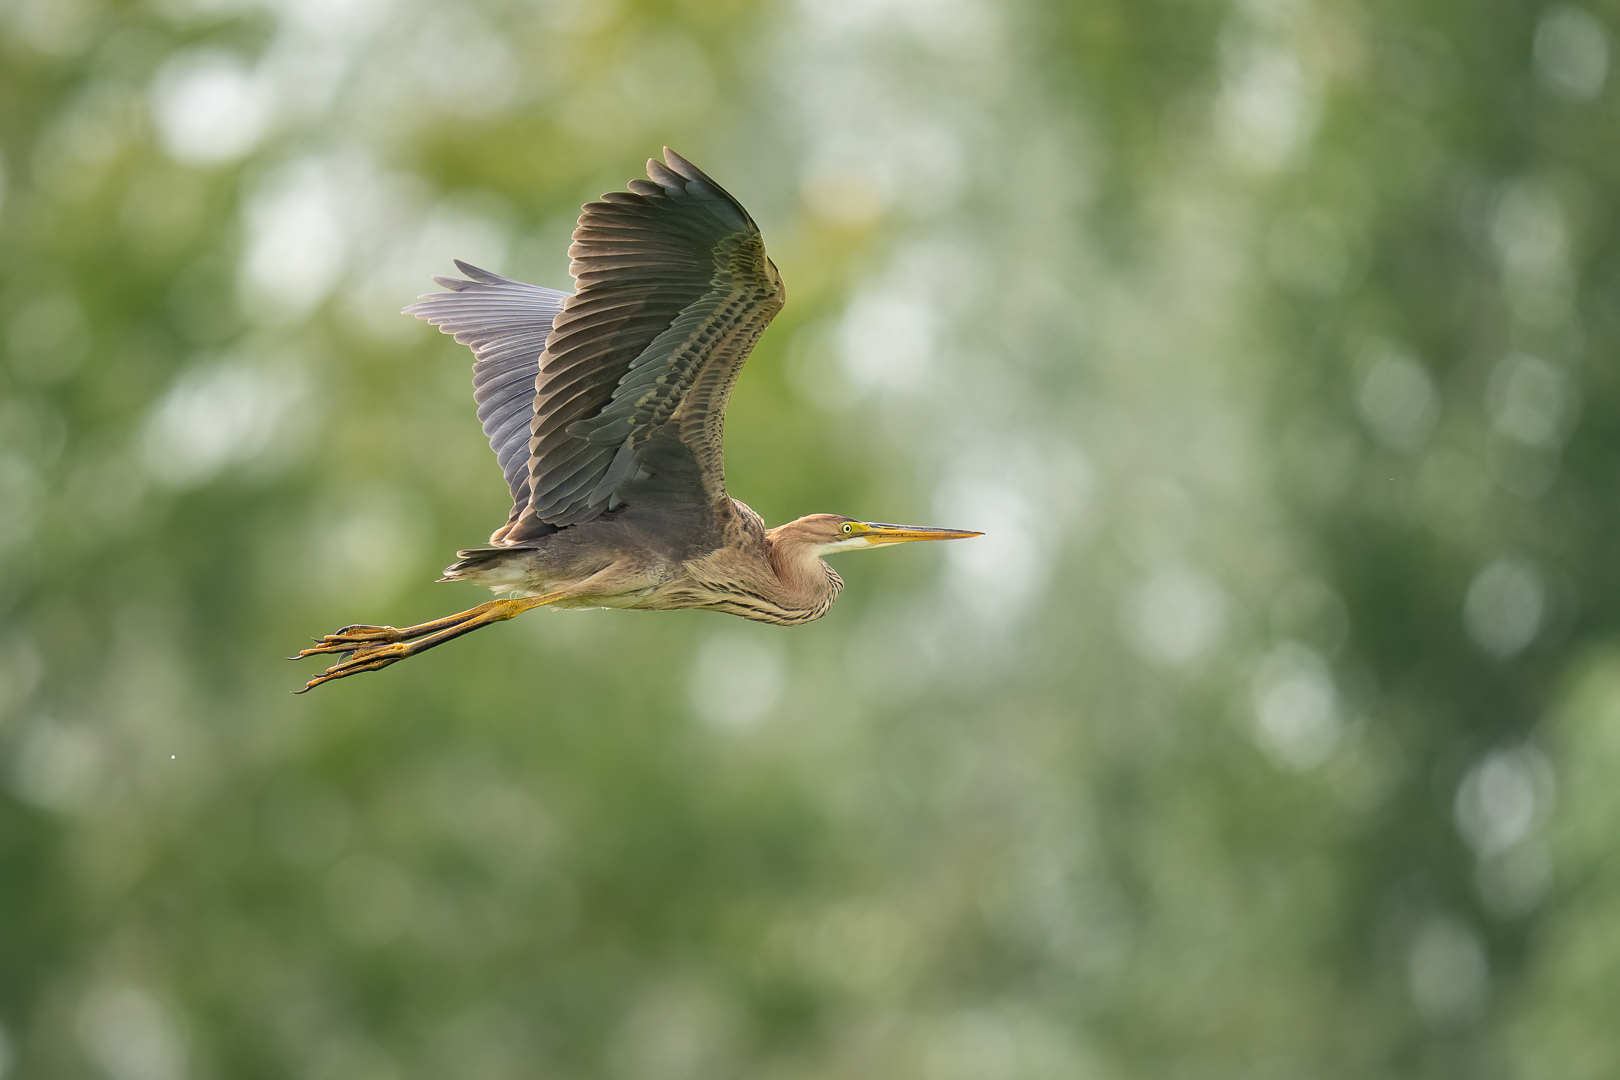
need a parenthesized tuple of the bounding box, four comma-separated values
(292, 592, 566, 693)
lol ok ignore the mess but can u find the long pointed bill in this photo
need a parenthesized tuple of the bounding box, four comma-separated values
(849, 521, 984, 545)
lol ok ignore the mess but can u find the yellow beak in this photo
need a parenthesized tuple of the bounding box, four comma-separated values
(849, 521, 984, 545)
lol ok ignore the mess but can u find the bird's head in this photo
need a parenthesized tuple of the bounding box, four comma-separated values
(771, 513, 983, 558)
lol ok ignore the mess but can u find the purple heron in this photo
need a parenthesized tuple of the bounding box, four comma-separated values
(293, 150, 980, 692)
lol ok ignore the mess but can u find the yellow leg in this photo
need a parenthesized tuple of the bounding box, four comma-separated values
(292, 592, 566, 693)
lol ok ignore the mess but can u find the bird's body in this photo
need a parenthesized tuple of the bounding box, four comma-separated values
(442, 503, 844, 625)
(295, 150, 978, 691)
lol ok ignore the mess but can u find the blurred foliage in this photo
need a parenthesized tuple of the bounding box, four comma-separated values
(3, 0, 1620, 1077)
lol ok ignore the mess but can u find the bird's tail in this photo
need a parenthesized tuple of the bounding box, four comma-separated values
(439, 546, 536, 587)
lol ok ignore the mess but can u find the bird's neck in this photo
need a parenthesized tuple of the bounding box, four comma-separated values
(765, 528, 845, 614)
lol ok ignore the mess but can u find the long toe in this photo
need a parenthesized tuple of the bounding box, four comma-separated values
(326, 623, 405, 642)
(295, 644, 409, 693)
(294, 638, 368, 659)
(294, 626, 407, 658)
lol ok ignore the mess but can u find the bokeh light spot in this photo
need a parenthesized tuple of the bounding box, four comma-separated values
(1454, 744, 1552, 856)
(149, 48, 272, 166)
(1408, 916, 1488, 1026)
(1491, 180, 1572, 326)
(141, 358, 305, 488)
(688, 631, 787, 730)
(239, 157, 355, 322)
(1487, 353, 1574, 448)
(76, 982, 188, 1080)
(1124, 567, 1228, 666)
(1356, 344, 1438, 451)
(1251, 643, 1342, 771)
(307, 487, 430, 609)
(1534, 5, 1609, 101)
(10, 717, 103, 813)
(836, 288, 937, 395)
(1217, 28, 1318, 172)
(1464, 557, 1545, 658)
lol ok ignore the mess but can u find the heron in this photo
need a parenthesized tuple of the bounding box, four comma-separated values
(293, 150, 981, 692)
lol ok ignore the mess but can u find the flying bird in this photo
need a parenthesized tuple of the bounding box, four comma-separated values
(294, 150, 980, 692)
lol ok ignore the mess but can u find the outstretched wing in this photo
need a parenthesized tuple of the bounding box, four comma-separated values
(404, 262, 569, 521)
(507, 148, 785, 543)
(404, 150, 784, 547)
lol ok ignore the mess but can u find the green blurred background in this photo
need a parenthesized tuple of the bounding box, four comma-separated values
(4, 0, 1619, 1076)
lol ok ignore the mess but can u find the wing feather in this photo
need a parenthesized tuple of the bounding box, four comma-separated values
(403, 261, 568, 519)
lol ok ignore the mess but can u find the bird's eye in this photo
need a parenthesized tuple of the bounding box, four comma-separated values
(841, 522, 852, 534)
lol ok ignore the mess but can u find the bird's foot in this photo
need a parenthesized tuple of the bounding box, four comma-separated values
(293, 639, 416, 693)
(291, 617, 468, 693)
